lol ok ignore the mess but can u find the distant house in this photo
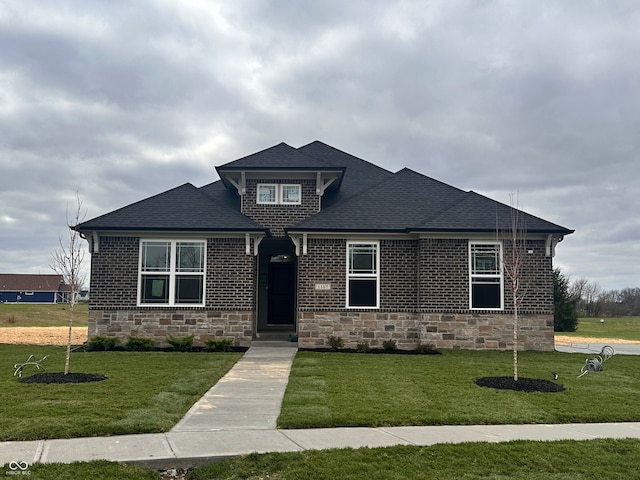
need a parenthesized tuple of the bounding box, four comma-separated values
(0, 274, 68, 304)
(76, 141, 573, 351)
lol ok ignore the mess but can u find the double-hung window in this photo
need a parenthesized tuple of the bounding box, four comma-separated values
(139, 240, 206, 306)
(469, 242, 503, 309)
(347, 241, 379, 308)
(257, 184, 301, 205)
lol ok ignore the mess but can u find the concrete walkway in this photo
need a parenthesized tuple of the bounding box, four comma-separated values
(2, 342, 640, 470)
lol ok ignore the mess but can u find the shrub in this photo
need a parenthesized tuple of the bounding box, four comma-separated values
(327, 335, 344, 350)
(355, 342, 371, 353)
(382, 339, 397, 351)
(86, 335, 120, 351)
(415, 343, 439, 354)
(204, 338, 234, 352)
(167, 334, 194, 352)
(125, 336, 155, 351)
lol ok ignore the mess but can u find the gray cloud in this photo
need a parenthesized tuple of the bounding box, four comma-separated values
(1, 0, 639, 291)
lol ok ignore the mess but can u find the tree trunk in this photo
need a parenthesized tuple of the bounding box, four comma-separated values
(64, 303, 74, 375)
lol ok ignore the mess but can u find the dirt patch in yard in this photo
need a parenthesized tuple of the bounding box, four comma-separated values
(0, 327, 88, 345)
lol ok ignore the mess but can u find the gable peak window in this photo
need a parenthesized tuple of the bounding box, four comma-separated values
(469, 242, 503, 310)
(346, 241, 379, 308)
(139, 240, 206, 306)
(257, 183, 301, 205)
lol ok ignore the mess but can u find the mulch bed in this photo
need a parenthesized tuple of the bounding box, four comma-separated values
(298, 348, 442, 355)
(20, 372, 107, 384)
(476, 376, 565, 393)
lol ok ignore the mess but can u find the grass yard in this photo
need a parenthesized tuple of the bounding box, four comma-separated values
(0, 303, 89, 327)
(6, 438, 640, 479)
(279, 350, 640, 428)
(0, 344, 242, 441)
(562, 316, 640, 341)
(189, 439, 640, 480)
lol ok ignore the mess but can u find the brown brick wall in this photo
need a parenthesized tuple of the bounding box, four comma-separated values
(296, 236, 555, 351)
(381, 239, 418, 310)
(89, 236, 139, 308)
(298, 238, 346, 309)
(87, 235, 256, 347)
(242, 179, 319, 237)
(418, 238, 468, 310)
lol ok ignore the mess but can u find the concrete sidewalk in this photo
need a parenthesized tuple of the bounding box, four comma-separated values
(2, 343, 640, 470)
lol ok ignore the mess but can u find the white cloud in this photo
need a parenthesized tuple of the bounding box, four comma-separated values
(0, 0, 639, 291)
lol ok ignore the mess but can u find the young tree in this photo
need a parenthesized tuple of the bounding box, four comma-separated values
(50, 193, 87, 375)
(502, 193, 527, 382)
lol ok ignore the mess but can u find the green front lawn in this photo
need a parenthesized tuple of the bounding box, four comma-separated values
(8, 439, 640, 479)
(0, 345, 242, 441)
(189, 439, 640, 480)
(279, 350, 640, 428)
(563, 316, 640, 341)
(0, 303, 89, 327)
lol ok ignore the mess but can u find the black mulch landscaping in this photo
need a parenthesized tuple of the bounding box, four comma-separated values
(476, 376, 565, 393)
(298, 348, 442, 355)
(20, 372, 107, 384)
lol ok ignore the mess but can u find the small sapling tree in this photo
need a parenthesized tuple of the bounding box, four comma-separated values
(502, 193, 527, 382)
(50, 193, 87, 375)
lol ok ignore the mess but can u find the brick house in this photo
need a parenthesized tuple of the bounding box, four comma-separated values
(76, 141, 573, 351)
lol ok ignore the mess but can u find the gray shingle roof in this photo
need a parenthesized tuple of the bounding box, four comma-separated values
(217, 142, 338, 170)
(288, 168, 573, 235)
(76, 183, 265, 232)
(76, 142, 573, 237)
(297, 141, 394, 207)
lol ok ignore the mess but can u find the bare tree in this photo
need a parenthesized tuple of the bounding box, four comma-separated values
(502, 193, 527, 382)
(50, 193, 87, 375)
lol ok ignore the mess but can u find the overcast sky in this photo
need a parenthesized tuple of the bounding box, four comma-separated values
(1, 1, 638, 292)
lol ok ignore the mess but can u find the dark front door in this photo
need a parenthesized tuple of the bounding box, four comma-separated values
(256, 238, 297, 333)
(267, 262, 295, 325)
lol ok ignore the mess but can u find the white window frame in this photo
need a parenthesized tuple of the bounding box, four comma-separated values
(346, 241, 380, 309)
(469, 241, 503, 310)
(280, 184, 301, 204)
(257, 184, 278, 204)
(256, 183, 302, 205)
(138, 239, 206, 307)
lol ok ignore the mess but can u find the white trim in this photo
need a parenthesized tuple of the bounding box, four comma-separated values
(346, 240, 380, 309)
(469, 241, 504, 311)
(280, 184, 302, 204)
(137, 239, 207, 307)
(256, 184, 278, 204)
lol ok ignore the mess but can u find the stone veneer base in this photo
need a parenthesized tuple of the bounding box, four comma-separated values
(88, 309, 254, 348)
(297, 311, 555, 351)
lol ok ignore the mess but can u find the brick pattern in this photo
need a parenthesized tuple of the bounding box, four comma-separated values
(242, 179, 319, 237)
(88, 235, 256, 347)
(298, 238, 346, 309)
(418, 238, 468, 310)
(89, 236, 139, 307)
(87, 230, 555, 351)
(296, 237, 555, 351)
(380, 240, 418, 310)
(206, 238, 255, 309)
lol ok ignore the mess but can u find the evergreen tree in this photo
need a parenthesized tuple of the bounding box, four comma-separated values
(553, 268, 579, 332)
